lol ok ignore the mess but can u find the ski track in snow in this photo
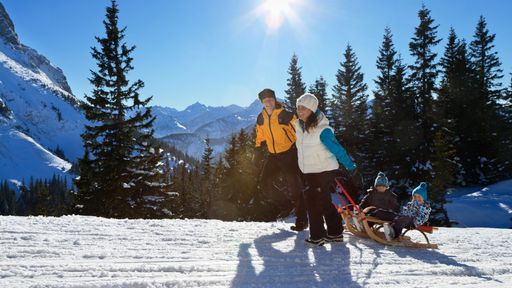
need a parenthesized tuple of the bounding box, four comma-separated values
(0, 216, 511, 288)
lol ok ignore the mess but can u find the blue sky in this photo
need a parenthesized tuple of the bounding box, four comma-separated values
(3, 0, 511, 110)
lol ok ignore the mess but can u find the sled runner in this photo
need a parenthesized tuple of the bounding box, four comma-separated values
(334, 177, 438, 249)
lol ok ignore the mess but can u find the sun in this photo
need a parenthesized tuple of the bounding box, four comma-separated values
(256, 0, 303, 32)
(262, 0, 293, 30)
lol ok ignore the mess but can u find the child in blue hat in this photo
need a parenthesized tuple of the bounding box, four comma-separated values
(381, 182, 432, 241)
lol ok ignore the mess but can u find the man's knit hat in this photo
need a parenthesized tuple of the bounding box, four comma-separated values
(258, 88, 276, 101)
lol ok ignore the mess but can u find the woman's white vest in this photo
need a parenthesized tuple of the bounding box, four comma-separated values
(295, 113, 339, 174)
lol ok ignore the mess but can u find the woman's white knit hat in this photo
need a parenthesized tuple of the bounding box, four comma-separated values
(296, 93, 318, 112)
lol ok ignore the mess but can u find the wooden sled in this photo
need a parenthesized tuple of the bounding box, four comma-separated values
(364, 214, 438, 249)
(333, 178, 438, 249)
(340, 207, 438, 249)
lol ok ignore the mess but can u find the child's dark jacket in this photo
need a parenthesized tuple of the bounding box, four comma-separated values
(359, 188, 399, 213)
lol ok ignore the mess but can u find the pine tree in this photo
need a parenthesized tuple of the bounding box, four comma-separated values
(502, 75, 512, 176)
(468, 15, 506, 183)
(470, 16, 504, 105)
(0, 181, 16, 215)
(388, 55, 418, 196)
(430, 130, 455, 226)
(308, 76, 328, 112)
(188, 165, 202, 217)
(408, 4, 441, 182)
(437, 28, 483, 185)
(507, 75, 512, 104)
(369, 27, 397, 174)
(219, 134, 240, 220)
(331, 44, 369, 165)
(209, 156, 226, 219)
(284, 54, 306, 112)
(15, 179, 28, 215)
(234, 129, 258, 220)
(172, 161, 189, 218)
(75, 0, 171, 218)
(199, 136, 214, 218)
(29, 178, 48, 215)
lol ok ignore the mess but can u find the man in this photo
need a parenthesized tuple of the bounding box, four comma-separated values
(254, 88, 308, 231)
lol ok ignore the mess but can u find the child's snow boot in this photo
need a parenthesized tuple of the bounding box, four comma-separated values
(353, 217, 364, 232)
(383, 223, 395, 241)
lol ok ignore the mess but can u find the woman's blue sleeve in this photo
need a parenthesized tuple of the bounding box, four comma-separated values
(319, 128, 357, 171)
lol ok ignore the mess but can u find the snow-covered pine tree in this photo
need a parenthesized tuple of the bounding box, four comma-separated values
(368, 27, 397, 175)
(308, 76, 329, 113)
(468, 16, 510, 183)
(75, 0, 171, 218)
(331, 44, 369, 167)
(284, 54, 306, 113)
(408, 4, 441, 183)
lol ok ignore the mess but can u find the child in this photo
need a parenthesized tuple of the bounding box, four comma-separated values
(359, 172, 399, 213)
(382, 182, 432, 241)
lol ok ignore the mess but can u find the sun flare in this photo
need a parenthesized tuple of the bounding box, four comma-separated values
(258, 0, 302, 31)
(263, 0, 292, 29)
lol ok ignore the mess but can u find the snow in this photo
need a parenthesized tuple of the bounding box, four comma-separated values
(175, 120, 187, 130)
(0, 215, 511, 287)
(0, 127, 71, 192)
(445, 179, 512, 228)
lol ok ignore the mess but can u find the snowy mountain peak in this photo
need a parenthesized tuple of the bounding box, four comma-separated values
(0, 2, 19, 46)
(185, 101, 208, 112)
(0, 2, 87, 184)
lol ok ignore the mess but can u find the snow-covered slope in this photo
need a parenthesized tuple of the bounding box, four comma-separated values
(0, 128, 71, 181)
(0, 215, 511, 287)
(0, 2, 86, 184)
(446, 179, 512, 228)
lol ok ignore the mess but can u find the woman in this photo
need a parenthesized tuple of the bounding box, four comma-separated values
(295, 93, 357, 246)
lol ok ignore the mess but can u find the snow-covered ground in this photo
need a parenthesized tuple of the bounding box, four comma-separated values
(0, 216, 511, 287)
(445, 179, 512, 228)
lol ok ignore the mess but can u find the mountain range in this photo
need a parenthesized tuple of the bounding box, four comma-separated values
(153, 100, 263, 158)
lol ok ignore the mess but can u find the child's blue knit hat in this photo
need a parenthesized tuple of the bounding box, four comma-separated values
(412, 182, 428, 201)
(374, 172, 389, 187)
